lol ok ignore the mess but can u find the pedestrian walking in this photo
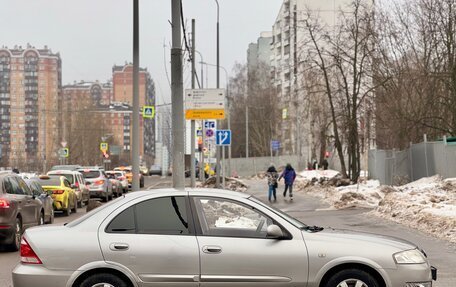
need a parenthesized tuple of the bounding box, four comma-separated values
(279, 164, 297, 200)
(266, 165, 278, 202)
(321, 157, 329, 170)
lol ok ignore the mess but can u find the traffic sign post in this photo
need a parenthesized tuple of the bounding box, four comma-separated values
(100, 142, 109, 153)
(142, 106, 155, 119)
(216, 130, 231, 146)
(58, 148, 69, 158)
(185, 89, 226, 120)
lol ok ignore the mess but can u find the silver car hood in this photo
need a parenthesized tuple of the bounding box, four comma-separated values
(304, 227, 417, 251)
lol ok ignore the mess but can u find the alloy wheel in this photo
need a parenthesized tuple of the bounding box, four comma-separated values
(337, 279, 369, 287)
(14, 219, 22, 248)
(91, 284, 115, 287)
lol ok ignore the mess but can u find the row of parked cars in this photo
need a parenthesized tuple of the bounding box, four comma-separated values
(0, 165, 143, 251)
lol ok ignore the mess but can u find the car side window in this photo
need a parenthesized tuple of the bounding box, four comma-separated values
(33, 183, 43, 196)
(63, 179, 71, 188)
(3, 178, 14, 194)
(193, 197, 273, 239)
(8, 177, 25, 195)
(16, 178, 32, 196)
(106, 196, 190, 235)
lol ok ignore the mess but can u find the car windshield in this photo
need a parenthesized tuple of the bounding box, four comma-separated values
(48, 173, 74, 184)
(248, 196, 307, 229)
(115, 172, 123, 177)
(79, 170, 101, 179)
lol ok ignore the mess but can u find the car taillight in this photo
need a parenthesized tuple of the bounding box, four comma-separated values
(118, 176, 125, 180)
(95, 180, 105, 185)
(20, 237, 42, 264)
(74, 182, 79, 188)
(0, 198, 10, 208)
(53, 190, 65, 194)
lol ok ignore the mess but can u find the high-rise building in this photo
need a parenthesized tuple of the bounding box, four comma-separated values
(271, 0, 350, 158)
(112, 64, 156, 163)
(247, 31, 273, 74)
(0, 45, 61, 170)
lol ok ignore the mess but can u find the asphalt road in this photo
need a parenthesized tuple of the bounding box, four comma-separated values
(1, 176, 454, 287)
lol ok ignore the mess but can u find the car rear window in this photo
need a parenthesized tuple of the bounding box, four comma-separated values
(37, 177, 61, 186)
(48, 173, 74, 184)
(79, 170, 101, 179)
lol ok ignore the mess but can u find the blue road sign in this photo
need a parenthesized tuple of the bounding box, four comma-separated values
(142, 106, 155, 119)
(196, 129, 203, 137)
(216, 130, 231, 146)
(204, 121, 216, 129)
(271, 140, 280, 151)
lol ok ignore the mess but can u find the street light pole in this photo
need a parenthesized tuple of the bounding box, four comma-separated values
(214, 0, 221, 188)
(132, 0, 140, 191)
(190, 19, 196, 188)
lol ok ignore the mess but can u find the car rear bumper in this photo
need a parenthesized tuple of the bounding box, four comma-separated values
(89, 189, 107, 198)
(12, 264, 73, 287)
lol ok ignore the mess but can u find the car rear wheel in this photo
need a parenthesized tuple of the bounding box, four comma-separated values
(72, 196, 78, 213)
(324, 269, 380, 287)
(79, 273, 129, 287)
(48, 209, 54, 224)
(64, 201, 71, 216)
(38, 211, 45, 225)
(8, 218, 22, 251)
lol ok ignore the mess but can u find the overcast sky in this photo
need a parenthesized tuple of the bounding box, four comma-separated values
(1, 0, 282, 104)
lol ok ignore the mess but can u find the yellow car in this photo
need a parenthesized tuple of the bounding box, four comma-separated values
(36, 175, 77, 216)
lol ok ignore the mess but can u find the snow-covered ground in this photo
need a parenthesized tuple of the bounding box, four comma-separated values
(295, 174, 456, 243)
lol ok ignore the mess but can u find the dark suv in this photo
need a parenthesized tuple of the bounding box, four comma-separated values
(0, 171, 43, 251)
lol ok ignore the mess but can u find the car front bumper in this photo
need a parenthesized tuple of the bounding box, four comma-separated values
(12, 264, 73, 287)
(383, 263, 435, 287)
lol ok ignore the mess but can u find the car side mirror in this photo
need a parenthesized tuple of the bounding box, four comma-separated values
(267, 225, 284, 239)
(71, 184, 77, 189)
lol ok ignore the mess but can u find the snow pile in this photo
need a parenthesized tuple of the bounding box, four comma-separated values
(299, 169, 340, 181)
(375, 175, 456, 243)
(197, 177, 248, 193)
(295, 174, 456, 243)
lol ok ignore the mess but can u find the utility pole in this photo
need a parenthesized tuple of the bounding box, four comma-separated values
(190, 19, 196, 188)
(171, 0, 185, 188)
(215, 0, 221, 188)
(246, 106, 249, 158)
(132, 0, 140, 191)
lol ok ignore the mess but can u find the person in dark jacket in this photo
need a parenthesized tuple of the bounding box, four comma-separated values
(278, 164, 297, 199)
(266, 165, 278, 202)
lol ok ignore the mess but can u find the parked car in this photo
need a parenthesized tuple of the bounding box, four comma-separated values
(24, 179, 54, 224)
(149, 164, 162, 176)
(78, 167, 113, 202)
(13, 188, 436, 287)
(36, 175, 77, 217)
(105, 172, 122, 197)
(114, 166, 144, 189)
(48, 165, 82, 172)
(0, 171, 44, 251)
(47, 170, 89, 208)
(106, 170, 128, 194)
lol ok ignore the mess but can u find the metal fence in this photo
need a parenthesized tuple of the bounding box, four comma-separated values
(369, 139, 456, 185)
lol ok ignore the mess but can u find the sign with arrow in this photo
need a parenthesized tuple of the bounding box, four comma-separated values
(185, 89, 226, 120)
(142, 106, 155, 119)
(216, 130, 231, 146)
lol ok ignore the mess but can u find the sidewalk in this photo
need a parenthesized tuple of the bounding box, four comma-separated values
(244, 179, 456, 287)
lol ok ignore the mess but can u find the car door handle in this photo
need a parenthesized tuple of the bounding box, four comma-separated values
(110, 243, 129, 251)
(202, 245, 222, 254)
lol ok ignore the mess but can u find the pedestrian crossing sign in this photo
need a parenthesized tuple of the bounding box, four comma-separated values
(142, 106, 155, 119)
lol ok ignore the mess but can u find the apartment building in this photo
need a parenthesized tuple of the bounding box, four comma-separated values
(112, 64, 156, 163)
(0, 45, 61, 170)
(271, 0, 349, 159)
(247, 31, 273, 74)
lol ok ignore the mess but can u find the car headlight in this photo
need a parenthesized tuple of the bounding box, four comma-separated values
(393, 249, 426, 264)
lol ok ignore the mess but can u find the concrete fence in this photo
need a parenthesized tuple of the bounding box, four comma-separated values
(222, 155, 305, 177)
(369, 138, 456, 185)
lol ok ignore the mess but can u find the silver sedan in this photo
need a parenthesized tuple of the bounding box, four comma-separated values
(12, 189, 437, 287)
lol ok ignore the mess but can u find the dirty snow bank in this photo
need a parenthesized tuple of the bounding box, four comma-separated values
(295, 175, 456, 243)
(197, 177, 248, 193)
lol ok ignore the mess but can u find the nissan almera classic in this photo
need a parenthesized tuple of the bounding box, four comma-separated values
(12, 188, 437, 287)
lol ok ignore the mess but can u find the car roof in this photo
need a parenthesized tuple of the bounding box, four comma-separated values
(123, 188, 250, 200)
(48, 170, 81, 175)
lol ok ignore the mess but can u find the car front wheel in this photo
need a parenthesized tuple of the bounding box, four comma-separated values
(324, 269, 380, 287)
(79, 273, 129, 287)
